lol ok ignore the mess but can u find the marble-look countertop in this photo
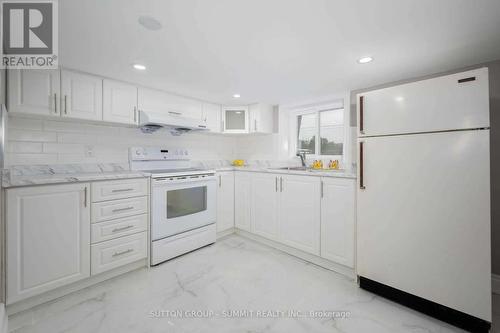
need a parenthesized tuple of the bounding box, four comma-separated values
(2, 163, 150, 188)
(1, 160, 356, 188)
(216, 166, 357, 179)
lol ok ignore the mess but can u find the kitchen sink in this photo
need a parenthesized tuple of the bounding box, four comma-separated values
(274, 166, 310, 171)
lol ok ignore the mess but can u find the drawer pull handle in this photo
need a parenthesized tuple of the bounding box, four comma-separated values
(112, 248, 134, 257)
(112, 206, 134, 213)
(458, 76, 476, 83)
(112, 225, 134, 233)
(111, 188, 134, 193)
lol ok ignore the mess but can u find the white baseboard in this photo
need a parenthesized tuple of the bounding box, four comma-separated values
(492, 274, 500, 295)
(216, 228, 235, 240)
(235, 229, 356, 280)
(6, 259, 147, 315)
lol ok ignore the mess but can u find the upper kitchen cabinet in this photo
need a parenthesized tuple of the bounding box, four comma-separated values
(202, 102, 222, 133)
(8, 69, 61, 116)
(357, 67, 489, 137)
(61, 70, 103, 121)
(103, 79, 138, 125)
(138, 87, 203, 120)
(249, 103, 275, 134)
(222, 106, 249, 133)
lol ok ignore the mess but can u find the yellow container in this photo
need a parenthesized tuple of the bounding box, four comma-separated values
(232, 159, 245, 167)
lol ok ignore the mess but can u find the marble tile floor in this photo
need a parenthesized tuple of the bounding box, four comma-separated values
(8, 235, 498, 333)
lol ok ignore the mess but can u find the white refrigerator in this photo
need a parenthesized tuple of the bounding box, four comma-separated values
(356, 68, 491, 332)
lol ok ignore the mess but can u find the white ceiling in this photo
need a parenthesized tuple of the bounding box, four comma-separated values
(60, 0, 500, 105)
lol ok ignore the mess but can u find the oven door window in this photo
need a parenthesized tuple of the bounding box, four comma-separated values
(167, 186, 207, 219)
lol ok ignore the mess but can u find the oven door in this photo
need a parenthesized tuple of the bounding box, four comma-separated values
(152, 175, 216, 240)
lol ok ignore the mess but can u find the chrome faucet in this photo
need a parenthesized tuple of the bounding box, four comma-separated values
(296, 151, 307, 167)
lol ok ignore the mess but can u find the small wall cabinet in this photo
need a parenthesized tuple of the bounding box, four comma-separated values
(222, 106, 249, 133)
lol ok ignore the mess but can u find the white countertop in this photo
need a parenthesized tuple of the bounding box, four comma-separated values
(1, 161, 356, 188)
(2, 170, 151, 188)
(216, 166, 357, 179)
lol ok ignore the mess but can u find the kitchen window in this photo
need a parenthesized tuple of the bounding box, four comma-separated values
(296, 107, 345, 157)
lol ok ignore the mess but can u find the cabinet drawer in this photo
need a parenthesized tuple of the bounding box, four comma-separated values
(91, 196, 148, 223)
(91, 214, 148, 244)
(91, 178, 148, 202)
(91, 232, 147, 275)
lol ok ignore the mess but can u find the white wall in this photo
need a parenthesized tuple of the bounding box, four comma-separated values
(5, 116, 238, 166)
(235, 94, 355, 168)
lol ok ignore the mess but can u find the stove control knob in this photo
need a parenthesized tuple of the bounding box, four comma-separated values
(184, 150, 188, 155)
(135, 149, 142, 155)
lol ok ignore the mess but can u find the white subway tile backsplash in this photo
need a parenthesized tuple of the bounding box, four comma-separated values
(6, 115, 237, 166)
(6, 142, 43, 153)
(43, 120, 121, 135)
(43, 143, 85, 154)
(7, 117, 43, 130)
(6, 153, 58, 165)
(8, 129, 57, 142)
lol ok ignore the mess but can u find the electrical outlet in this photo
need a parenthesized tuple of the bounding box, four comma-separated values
(85, 145, 94, 158)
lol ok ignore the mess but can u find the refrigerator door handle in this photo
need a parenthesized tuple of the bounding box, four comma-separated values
(359, 141, 365, 190)
(359, 95, 365, 134)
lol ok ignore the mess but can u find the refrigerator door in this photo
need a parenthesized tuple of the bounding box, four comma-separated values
(357, 129, 491, 321)
(357, 68, 489, 137)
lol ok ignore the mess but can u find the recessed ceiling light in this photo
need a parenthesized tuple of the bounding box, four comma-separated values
(138, 16, 162, 31)
(358, 56, 373, 64)
(133, 64, 146, 70)
(233, 94, 241, 98)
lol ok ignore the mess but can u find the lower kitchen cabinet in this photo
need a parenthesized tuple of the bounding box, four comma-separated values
(320, 178, 355, 267)
(6, 183, 91, 304)
(234, 172, 252, 232)
(216, 171, 235, 232)
(251, 173, 279, 240)
(279, 175, 321, 255)
(91, 232, 147, 275)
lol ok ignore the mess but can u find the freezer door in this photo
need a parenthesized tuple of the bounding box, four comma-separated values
(357, 130, 491, 321)
(357, 68, 489, 137)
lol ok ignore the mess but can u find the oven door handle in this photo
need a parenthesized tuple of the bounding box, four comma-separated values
(153, 175, 216, 185)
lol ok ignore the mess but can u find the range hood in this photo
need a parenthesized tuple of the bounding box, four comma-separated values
(138, 110, 208, 135)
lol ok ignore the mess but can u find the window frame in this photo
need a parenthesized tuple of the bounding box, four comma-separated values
(293, 102, 350, 163)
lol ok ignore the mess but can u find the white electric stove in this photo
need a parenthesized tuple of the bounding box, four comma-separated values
(130, 147, 217, 265)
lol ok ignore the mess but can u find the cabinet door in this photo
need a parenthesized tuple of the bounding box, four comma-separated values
(61, 70, 103, 121)
(6, 183, 91, 304)
(103, 79, 138, 125)
(249, 103, 274, 134)
(8, 69, 60, 116)
(138, 88, 202, 120)
(320, 178, 355, 267)
(202, 102, 221, 132)
(223, 106, 249, 133)
(235, 172, 251, 232)
(216, 171, 234, 232)
(358, 67, 489, 137)
(279, 175, 320, 255)
(251, 173, 279, 240)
